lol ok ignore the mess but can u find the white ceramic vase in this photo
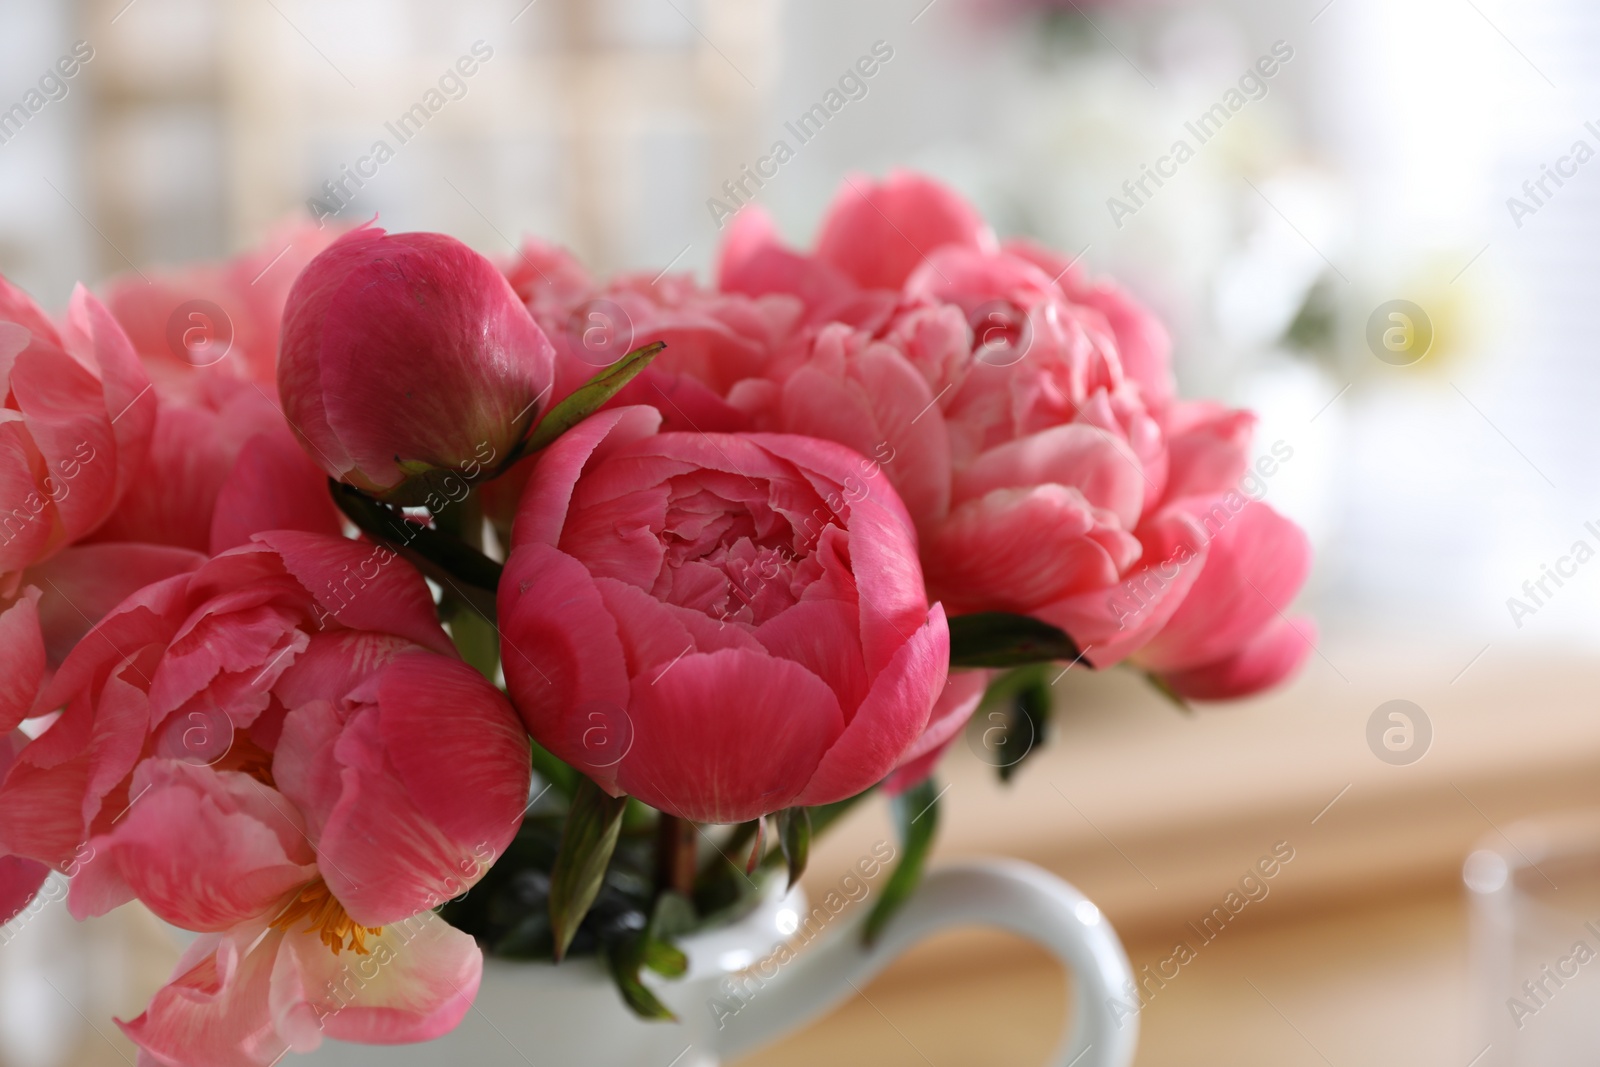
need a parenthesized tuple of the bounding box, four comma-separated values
(302, 860, 1137, 1067)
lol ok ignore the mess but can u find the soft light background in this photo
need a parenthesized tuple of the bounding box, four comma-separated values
(2, 0, 1597, 1064)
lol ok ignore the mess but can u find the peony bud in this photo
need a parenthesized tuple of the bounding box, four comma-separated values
(278, 225, 555, 503)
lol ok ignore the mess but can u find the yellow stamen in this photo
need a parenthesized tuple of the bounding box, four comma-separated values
(270, 880, 382, 956)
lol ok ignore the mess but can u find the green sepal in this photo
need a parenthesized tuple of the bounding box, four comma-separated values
(948, 612, 1081, 669)
(522, 341, 667, 456)
(863, 778, 941, 947)
(548, 777, 628, 961)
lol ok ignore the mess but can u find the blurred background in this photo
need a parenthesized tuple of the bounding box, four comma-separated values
(3, 0, 1600, 1064)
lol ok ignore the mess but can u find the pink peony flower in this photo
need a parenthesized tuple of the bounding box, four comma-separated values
(0, 530, 514, 871)
(0, 531, 529, 1065)
(498, 406, 949, 823)
(706, 173, 1312, 703)
(278, 226, 556, 502)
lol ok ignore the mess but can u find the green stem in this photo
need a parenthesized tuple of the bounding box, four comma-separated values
(329, 480, 502, 619)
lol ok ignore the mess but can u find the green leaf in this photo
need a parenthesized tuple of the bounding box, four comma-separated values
(641, 937, 688, 978)
(523, 341, 667, 455)
(776, 807, 811, 890)
(548, 777, 629, 961)
(965, 666, 1054, 784)
(328, 480, 504, 600)
(606, 890, 694, 1019)
(604, 937, 678, 1021)
(948, 612, 1081, 669)
(1142, 671, 1194, 715)
(863, 778, 941, 947)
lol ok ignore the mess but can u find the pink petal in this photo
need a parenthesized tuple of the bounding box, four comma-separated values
(0, 588, 44, 732)
(270, 917, 480, 1049)
(498, 542, 631, 790)
(1134, 501, 1312, 674)
(210, 428, 345, 553)
(0, 854, 47, 926)
(69, 762, 316, 930)
(1161, 402, 1256, 504)
(253, 531, 454, 656)
(374, 653, 529, 860)
(119, 925, 288, 1067)
(1033, 505, 1209, 667)
(25, 543, 206, 665)
(815, 170, 995, 290)
(511, 405, 663, 550)
(952, 423, 1146, 531)
(63, 286, 156, 513)
(777, 346, 953, 529)
(617, 648, 844, 823)
(925, 486, 1140, 615)
(882, 668, 992, 795)
(1158, 615, 1316, 701)
(793, 604, 947, 807)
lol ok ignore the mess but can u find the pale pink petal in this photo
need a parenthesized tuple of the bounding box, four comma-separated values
(69, 763, 316, 930)
(1158, 615, 1316, 701)
(119, 926, 288, 1067)
(815, 170, 995, 290)
(1134, 501, 1312, 674)
(270, 917, 480, 1049)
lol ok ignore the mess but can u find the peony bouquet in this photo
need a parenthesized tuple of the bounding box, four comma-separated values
(0, 171, 1310, 1065)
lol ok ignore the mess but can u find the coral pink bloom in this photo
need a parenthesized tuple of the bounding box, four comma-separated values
(0, 530, 474, 872)
(499, 407, 948, 823)
(77, 663, 522, 1066)
(705, 173, 1312, 702)
(0, 532, 528, 1066)
(278, 226, 555, 502)
(0, 279, 155, 586)
(102, 221, 340, 399)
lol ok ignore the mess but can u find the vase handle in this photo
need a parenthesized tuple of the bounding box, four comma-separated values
(708, 859, 1138, 1066)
